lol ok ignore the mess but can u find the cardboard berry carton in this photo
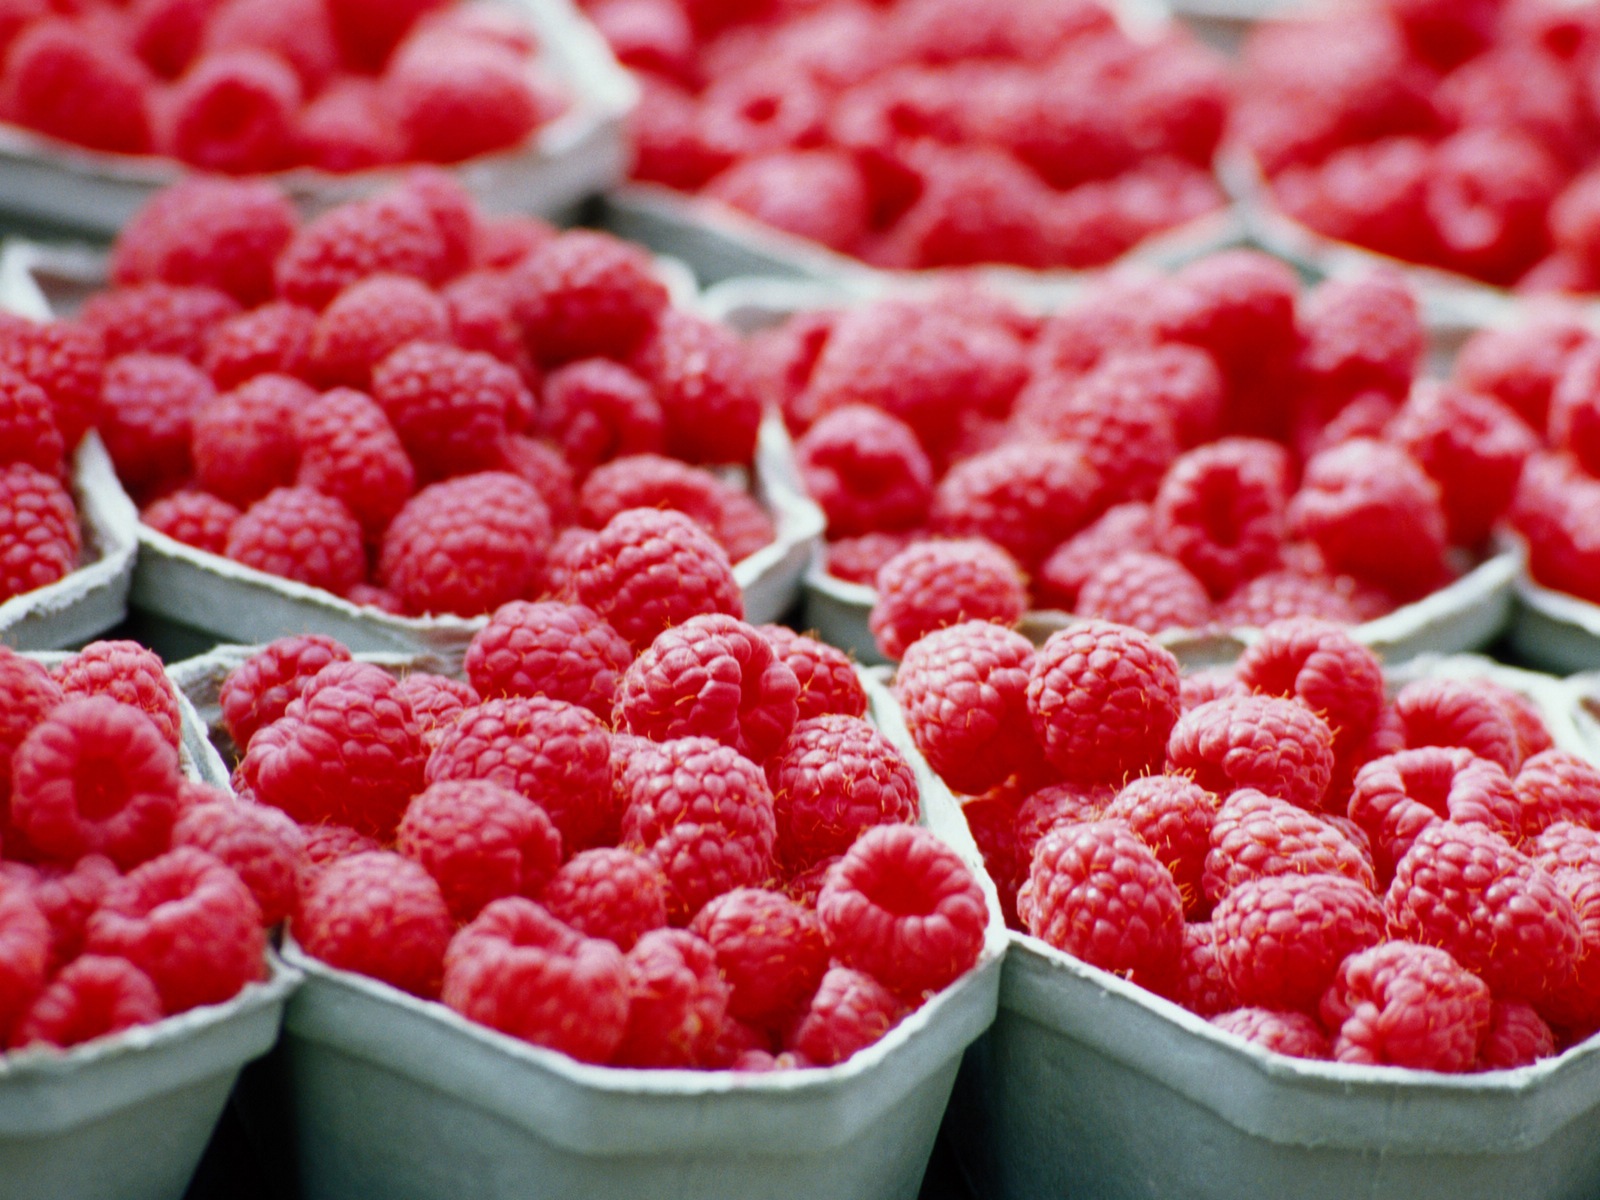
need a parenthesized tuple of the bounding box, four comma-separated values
(0, 650, 300, 1200)
(168, 640, 1005, 1200)
(0, 0, 636, 237)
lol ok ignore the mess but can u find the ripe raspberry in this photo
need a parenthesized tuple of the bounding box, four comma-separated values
(1425, 129, 1560, 286)
(1020, 819, 1183, 984)
(690, 887, 828, 1029)
(274, 192, 446, 311)
(825, 532, 920, 587)
(538, 848, 665, 952)
(464, 600, 630, 720)
(759, 625, 865, 722)
(10, 955, 163, 1050)
(1512, 451, 1600, 602)
(495, 435, 577, 529)
(929, 443, 1103, 572)
(0, 462, 78, 603)
(298, 823, 380, 878)
(869, 539, 1028, 662)
(0, 874, 49, 1040)
(1394, 678, 1522, 774)
(1153, 438, 1290, 599)
(794, 405, 933, 538)
(1516, 751, 1600, 837)
(612, 927, 730, 1067)
(1155, 251, 1301, 374)
(1479, 1000, 1557, 1070)
(54, 639, 181, 748)
(387, 36, 550, 164)
(393, 672, 476, 751)
(165, 49, 301, 173)
(191, 374, 308, 507)
(308, 277, 449, 391)
(705, 149, 871, 254)
(0, 364, 62, 476)
(1321, 940, 1491, 1071)
(1234, 618, 1384, 759)
(618, 736, 778, 922)
(1387, 823, 1580, 1004)
(172, 798, 305, 928)
(1027, 621, 1181, 787)
(219, 634, 350, 749)
(1158, 921, 1237, 1017)
(1297, 272, 1424, 403)
(1348, 748, 1520, 884)
(1181, 668, 1247, 713)
(1015, 780, 1113, 863)
(371, 341, 523, 481)
(785, 965, 901, 1065)
(1104, 775, 1219, 918)
(1033, 503, 1158, 611)
(81, 284, 239, 364)
(226, 486, 367, 597)
(1203, 789, 1376, 904)
(1213, 871, 1383, 1013)
(570, 508, 743, 652)
(440, 270, 537, 382)
(397, 780, 561, 923)
(1213, 570, 1368, 630)
(1169, 695, 1336, 813)
(2, 18, 152, 153)
(201, 0, 340, 98)
(293, 77, 405, 171)
(1481, 681, 1555, 766)
(378, 472, 552, 617)
(0, 318, 104, 452)
(539, 358, 665, 475)
(511, 230, 668, 365)
(297, 850, 452, 999)
(0, 647, 61, 800)
(236, 661, 426, 839)
(1014, 373, 1179, 509)
(292, 386, 415, 537)
(630, 310, 762, 466)
(1074, 552, 1212, 634)
(1210, 1007, 1329, 1060)
(98, 353, 215, 499)
(1454, 319, 1593, 433)
(578, 454, 774, 563)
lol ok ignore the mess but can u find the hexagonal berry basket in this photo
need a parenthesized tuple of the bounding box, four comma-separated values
(874, 651, 1600, 1200)
(0, 651, 300, 1200)
(0, 0, 636, 237)
(167, 645, 1005, 1200)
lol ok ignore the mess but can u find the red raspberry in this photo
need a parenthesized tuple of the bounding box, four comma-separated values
(81, 284, 240, 364)
(1020, 819, 1183, 984)
(495, 435, 577, 529)
(869, 539, 1028, 662)
(758, 625, 865, 722)
(1213, 871, 1383, 1013)
(1210, 1007, 1329, 1060)
(2, 18, 152, 153)
(1075, 552, 1212, 634)
(1169, 695, 1336, 814)
(323, 0, 448, 68)
(629, 310, 762, 467)
(165, 49, 301, 173)
(1479, 1000, 1557, 1070)
(705, 149, 871, 254)
(1203, 789, 1376, 904)
(54, 639, 181, 748)
(236, 661, 426, 838)
(929, 443, 1103, 572)
(1104, 774, 1219, 918)
(0, 462, 78, 603)
(387, 36, 552, 164)
(1512, 451, 1600, 602)
(690, 887, 828, 1029)
(1454, 319, 1593, 433)
(1424, 129, 1561, 286)
(578, 455, 774, 563)
(1033, 503, 1157, 611)
(1181, 668, 1248, 712)
(1321, 940, 1491, 1071)
(786, 964, 903, 1066)
(1155, 251, 1301, 374)
(192, 374, 308, 507)
(693, 58, 827, 166)
(292, 387, 415, 538)
(0, 364, 62, 477)
(1214, 570, 1368, 630)
(0, 874, 49, 1040)
(10, 698, 180, 870)
(297, 850, 452, 998)
(1154, 439, 1291, 599)
(570, 508, 743, 652)
(1516, 751, 1600, 837)
(1015, 780, 1113, 862)
(202, 0, 340, 95)
(372, 340, 524, 482)
(1481, 679, 1555, 765)
(1540, 867, 1600, 1040)
(226, 486, 367, 596)
(511, 230, 668, 366)
(1297, 273, 1424, 403)
(1348, 747, 1520, 884)
(1274, 137, 1435, 269)
(618, 736, 778, 922)
(171, 798, 305, 928)
(826, 531, 921, 587)
(308, 277, 449, 391)
(747, 309, 835, 432)
(274, 192, 446, 311)
(10, 954, 163, 1050)
(1387, 823, 1580, 1004)
(464, 600, 631, 720)
(0, 318, 104, 452)
(1027, 621, 1181, 787)
(298, 823, 380, 876)
(0, 647, 62, 799)
(98, 353, 214, 499)
(794, 405, 934, 538)
(1234, 618, 1385, 754)
(1160, 921, 1237, 1017)
(536, 359, 661, 477)
(1030, 280, 1159, 382)
(612, 927, 730, 1067)
(1013, 371, 1180, 507)
(397, 780, 561, 923)
(885, 142, 1056, 269)
(378, 472, 552, 617)
(1394, 678, 1522, 774)
(540, 847, 668, 952)
(440, 270, 538, 384)
(219, 634, 350, 749)
(394, 672, 476, 751)
(292, 77, 405, 171)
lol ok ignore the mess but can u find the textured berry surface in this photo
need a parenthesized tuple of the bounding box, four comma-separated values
(1104, 774, 1219, 918)
(220, 634, 350, 750)
(0, 875, 49, 1041)
(929, 443, 1103, 572)
(1394, 678, 1523, 774)
(465, 600, 632, 720)
(690, 886, 828, 1029)
(513, 230, 669, 365)
(766, 715, 919, 869)
(226, 486, 366, 597)
(172, 797, 305, 928)
(1168, 694, 1336, 813)
(10, 955, 164, 1050)
(297, 850, 452, 998)
(758, 625, 866, 722)
(613, 926, 730, 1067)
(1348, 747, 1520, 883)
(1210, 1007, 1329, 1060)
(397, 780, 562, 922)
(786, 965, 903, 1066)
(1075, 552, 1212, 634)
(1321, 941, 1491, 1072)
(541, 847, 668, 952)
(795, 405, 933, 537)
(54, 640, 181, 749)
(1234, 619, 1385, 756)
(870, 539, 1028, 661)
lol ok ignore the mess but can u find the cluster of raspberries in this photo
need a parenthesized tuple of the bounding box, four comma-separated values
(0, 0, 567, 172)
(218, 603, 989, 1070)
(1239, 0, 1600, 292)
(0, 641, 281, 1053)
(69, 172, 770, 619)
(761, 252, 1528, 657)
(900, 615, 1600, 1072)
(585, 0, 1226, 270)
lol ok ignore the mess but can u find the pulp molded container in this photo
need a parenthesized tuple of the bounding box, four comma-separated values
(1508, 563, 1600, 675)
(0, 0, 636, 236)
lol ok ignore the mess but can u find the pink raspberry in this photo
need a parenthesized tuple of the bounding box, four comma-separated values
(705, 149, 871, 254)
(54, 639, 182, 748)
(1454, 318, 1593, 433)
(0, 874, 49, 1041)
(1015, 780, 1114, 865)
(577, 454, 774, 563)
(1394, 678, 1522, 774)
(0, 646, 62, 803)
(298, 823, 381, 879)
(1349, 747, 1521, 884)
(1516, 750, 1600, 837)
(1539, 868, 1600, 1040)
(1210, 1007, 1330, 1060)
(1034, 503, 1158, 611)
(464, 600, 632, 720)
(0, 318, 104, 452)
(226, 487, 367, 597)
(307, 276, 449, 391)
(1075, 552, 1212, 634)
(1203, 789, 1377, 904)
(378, 472, 552, 617)
(1159, 921, 1237, 1017)
(1155, 251, 1301, 374)
(613, 927, 730, 1067)
(1013, 371, 1180, 506)
(747, 309, 835, 432)
(10, 954, 163, 1050)
(387, 36, 551, 164)
(1424, 129, 1560, 286)
(274, 192, 447, 311)
(1104, 775, 1219, 919)
(397, 780, 561, 923)
(869, 539, 1028, 662)
(1027, 621, 1182, 787)
(539, 358, 665, 475)
(1546, 343, 1600, 478)
(511, 230, 669, 365)
(1297, 272, 1423, 402)
(540, 847, 668, 952)
(2, 18, 153, 154)
(440, 271, 537, 385)
(98, 353, 214, 499)
(293, 387, 416, 539)
(1234, 618, 1384, 759)
(171, 798, 306, 928)
(191, 374, 308, 507)
(758, 625, 866, 722)
(1479, 1000, 1557, 1070)
(630, 310, 762, 466)
(1153, 438, 1291, 598)
(81, 284, 239, 364)
(165, 49, 301, 174)
(690, 887, 828, 1029)
(495, 436, 578, 530)
(1169, 694, 1336, 813)
(297, 850, 452, 998)
(794, 405, 934, 537)
(826, 531, 921, 587)
(219, 634, 350, 749)
(0, 463, 78, 603)
(786, 965, 903, 1066)
(1511, 452, 1600, 603)
(0, 363, 63, 477)
(1480, 680, 1555, 765)
(1213, 570, 1368, 630)
(1181, 668, 1248, 713)
(1321, 940, 1491, 1072)
(394, 672, 477, 751)
(371, 341, 524, 482)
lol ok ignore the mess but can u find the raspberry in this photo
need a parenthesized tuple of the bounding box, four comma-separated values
(440, 270, 537, 384)
(1548, 344, 1600, 485)
(612, 927, 730, 1067)
(539, 847, 665, 952)
(236, 661, 426, 839)
(1153, 439, 1291, 599)
(705, 150, 872, 254)
(54, 639, 182, 748)
(202, 0, 339, 95)
(1213, 570, 1367, 630)
(1512, 452, 1600, 602)
(1425, 129, 1561, 286)
(1020, 819, 1183, 984)
(537, 358, 662, 476)
(1386, 823, 1580, 1004)
(165, 48, 301, 173)
(397, 780, 561, 923)
(1213, 871, 1383, 1013)
(1479, 1000, 1557, 1070)
(690, 887, 828, 1029)
(2, 18, 152, 153)
(0, 318, 104, 451)
(461, 604, 622, 721)
(297, 850, 452, 999)
(785, 964, 902, 1065)
(1454, 319, 1593, 433)
(1027, 621, 1181, 787)
(1033, 503, 1157, 611)
(794, 405, 933, 538)
(1481, 680, 1555, 765)
(1394, 678, 1522, 774)
(693, 58, 827, 165)
(191, 374, 308, 507)
(826, 532, 921, 587)
(618, 736, 778, 922)
(630, 310, 762, 467)
(1160, 921, 1237, 1017)
(226, 486, 367, 597)
(219, 633, 350, 749)
(758, 625, 866, 722)
(294, 78, 406, 172)
(98, 353, 214, 499)
(929, 443, 1103, 572)
(748, 309, 835, 431)
(393, 672, 476, 751)
(1181, 668, 1247, 713)
(1169, 695, 1336, 813)
(0, 647, 61, 801)
(1540, 868, 1600, 1040)
(387, 36, 551, 164)
(378, 472, 552, 617)
(1348, 747, 1520, 884)
(0, 364, 62, 477)
(887, 142, 1055, 270)
(10, 954, 163, 1050)
(274, 192, 446, 311)
(570, 508, 743, 652)
(171, 798, 305, 927)
(577, 455, 774, 563)
(308, 276, 449, 391)
(325, 0, 450, 70)
(0, 874, 49, 1040)
(1516, 751, 1600, 837)
(292, 387, 415, 537)
(511, 230, 668, 366)
(1234, 618, 1385, 756)
(299, 823, 380, 876)
(1297, 273, 1424, 403)
(1155, 251, 1301, 374)
(0, 462, 78, 603)
(869, 539, 1028, 662)
(1203, 789, 1376, 904)
(495, 436, 578, 529)
(1321, 941, 1491, 1072)
(1104, 775, 1219, 919)
(1210, 1008, 1330, 1060)
(1074, 552, 1212, 634)
(1015, 780, 1113, 863)
(81, 284, 240, 364)
(1016, 372, 1182, 508)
